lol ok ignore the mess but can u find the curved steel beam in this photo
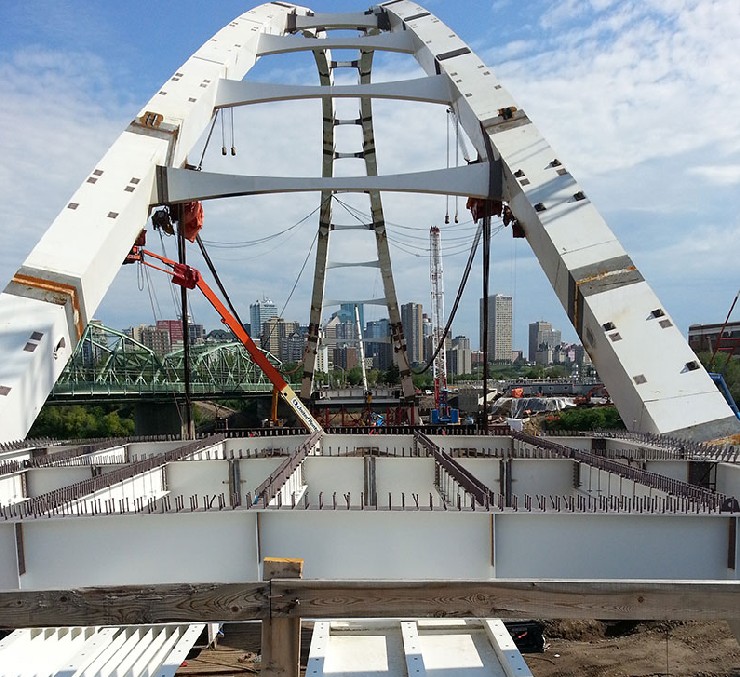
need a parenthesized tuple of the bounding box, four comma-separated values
(384, 0, 740, 440)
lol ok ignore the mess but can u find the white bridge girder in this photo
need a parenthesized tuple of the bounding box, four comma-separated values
(0, 508, 735, 590)
(1, 432, 738, 590)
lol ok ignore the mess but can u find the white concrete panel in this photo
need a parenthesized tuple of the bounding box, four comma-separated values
(646, 461, 688, 483)
(303, 457, 365, 500)
(417, 630, 505, 677)
(376, 458, 436, 498)
(260, 511, 493, 580)
(0, 524, 19, 588)
(0, 474, 25, 506)
(716, 463, 740, 498)
(20, 512, 259, 588)
(458, 458, 500, 493)
(239, 458, 285, 496)
(26, 467, 91, 498)
(318, 628, 406, 677)
(510, 459, 572, 497)
(166, 460, 230, 498)
(495, 514, 729, 579)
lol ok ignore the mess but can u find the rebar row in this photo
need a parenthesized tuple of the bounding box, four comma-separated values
(587, 429, 738, 462)
(513, 432, 728, 509)
(13, 435, 226, 519)
(3, 488, 735, 520)
(252, 432, 323, 506)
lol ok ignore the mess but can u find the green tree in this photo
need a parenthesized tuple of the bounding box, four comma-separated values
(383, 363, 400, 385)
(542, 405, 625, 432)
(29, 404, 135, 439)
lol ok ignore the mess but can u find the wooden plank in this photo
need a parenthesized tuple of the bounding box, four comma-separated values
(270, 579, 740, 621)
(1, 579, 739, 628)
(261, 558, 303, 677)
(0, 582, 268, 628)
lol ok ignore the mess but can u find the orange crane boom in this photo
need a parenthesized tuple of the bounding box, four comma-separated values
(128, 247, 322, 434)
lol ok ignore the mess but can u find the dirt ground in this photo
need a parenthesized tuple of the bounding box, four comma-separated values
(177, 620, 740, 676)
(530, 621, 740, 677)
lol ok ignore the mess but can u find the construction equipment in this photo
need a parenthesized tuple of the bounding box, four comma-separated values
(574, 384, 610, 407)
(125, 243, 322, 434)
(429, 226, 459, 424)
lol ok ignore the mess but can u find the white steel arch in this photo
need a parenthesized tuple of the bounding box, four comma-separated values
(0, 2, 737, 443)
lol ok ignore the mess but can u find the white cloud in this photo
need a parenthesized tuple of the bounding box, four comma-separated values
(687, 165, 740, 186)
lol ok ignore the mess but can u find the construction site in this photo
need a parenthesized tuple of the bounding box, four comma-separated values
(0, 2, 739, 675)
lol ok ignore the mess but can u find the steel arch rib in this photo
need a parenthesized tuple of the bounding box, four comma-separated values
(382, 1, 739, 440)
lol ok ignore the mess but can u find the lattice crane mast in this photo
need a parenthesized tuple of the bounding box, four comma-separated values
(429, 226, 453, 423)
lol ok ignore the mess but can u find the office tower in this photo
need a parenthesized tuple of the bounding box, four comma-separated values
(479, 295, 512, 363)
(401, 302, 424, 365)
(249, 298, 277, 343)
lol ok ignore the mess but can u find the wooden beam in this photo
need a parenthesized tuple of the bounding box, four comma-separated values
(269, 579, 740, 621)
(0, 583, 268, 629)
(262, 558, 303, 677)
(0, 579, 739, 629)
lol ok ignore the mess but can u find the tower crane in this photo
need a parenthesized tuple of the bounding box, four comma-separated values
(429, 226, 458, 424)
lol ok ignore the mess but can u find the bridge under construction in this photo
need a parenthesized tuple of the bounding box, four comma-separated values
(0, 2, 738, 675)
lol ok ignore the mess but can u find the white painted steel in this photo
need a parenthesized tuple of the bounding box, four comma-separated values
(27, 467, 92, 498)
(215, 74, 453, 107)
(0, 524, 18, 589)
(0, 472, 25, 506)
(309, 620, 522, 677)
(0, 624, 203, 677)
(159, 163, 492, 202)
(294, 11, 382, 30)
(17, 512, 260, 588)
(0, 446, 740, 589)
(380, 0, 739, 439)
(256, 31, 416, 56)
(493, 513, 729, 579)
(484, 620, 534, 677)
(401, 620, 427, 676)
(1, 1, 735, 444)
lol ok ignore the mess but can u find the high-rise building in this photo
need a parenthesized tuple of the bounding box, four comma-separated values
(261, 317, 298, 361)
(528, 320, 562, 363)
(249, 298, 277, 344)
(479, 295, 512, 363)
(155, 318, 204, 347)
(338, 303, 364, 329)
(451, 335, 472, 376)
(156, 319, 183, 345)
(365, 318, 392, 371)
(401, 302, 424, 366)
(130, 324, 171, 356)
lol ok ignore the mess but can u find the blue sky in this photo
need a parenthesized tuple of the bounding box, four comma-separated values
(1, 0, 738, 353)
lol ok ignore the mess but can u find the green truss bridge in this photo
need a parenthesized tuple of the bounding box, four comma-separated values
(50, 322, 291, 404)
